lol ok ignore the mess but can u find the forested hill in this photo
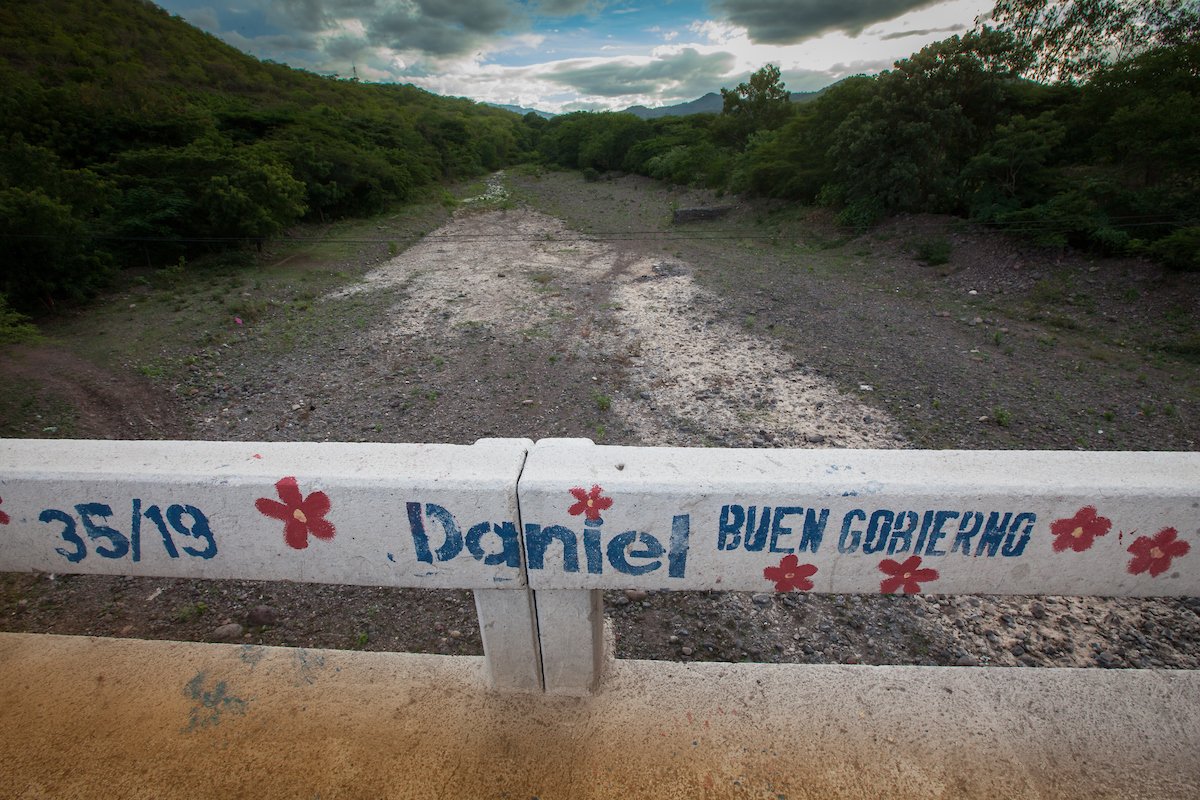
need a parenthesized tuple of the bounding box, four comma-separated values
(0, 0, 527, 312)
(530, 19, 1199, 275)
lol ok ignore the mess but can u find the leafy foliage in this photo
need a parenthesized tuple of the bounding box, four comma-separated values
(0, 0, 528, 312)
(989, 0, 1199, 81)
(533, 13, 1196, 271)
(0, 293, 40, 344)
(717, 64, 793, 144)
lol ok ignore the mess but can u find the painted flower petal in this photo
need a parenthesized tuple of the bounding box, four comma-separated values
(308, 517, 336, 542)
(275, 476, 304, 508)
(763, 555, 816, 592)
(569, 486, 589, 503)
(1050, 506, 1111, 553)
(880, 575, 905, 594)
(0, 510, 8, 525)
(301, 489, 331, 519)
(255, 498, 291, 521)
(912, 567, 940, 583)
(590, 490, 613, 512)
(284, 518, 309, 550)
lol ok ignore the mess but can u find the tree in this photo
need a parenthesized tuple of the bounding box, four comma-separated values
(719, 64, 792, 142)
(732, 76, 876, 200)
(961, 111, 1067, 219)
(988, 0, 1200, 81)
(825, 29, 1030, 220)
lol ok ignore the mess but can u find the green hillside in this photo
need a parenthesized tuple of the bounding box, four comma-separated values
(0, 0, 527, 312)
(529, 23, 1199, 273)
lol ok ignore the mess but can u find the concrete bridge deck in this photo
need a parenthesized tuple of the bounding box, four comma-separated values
(2, 632, 1197, 799)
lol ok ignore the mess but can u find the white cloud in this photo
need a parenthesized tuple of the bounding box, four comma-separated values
(161, 0, 993, 111)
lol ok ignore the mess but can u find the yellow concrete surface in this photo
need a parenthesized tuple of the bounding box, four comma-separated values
(1, 633, 1197, 799)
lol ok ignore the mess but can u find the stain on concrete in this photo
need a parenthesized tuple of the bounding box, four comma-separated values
(183, 671, 248, 731)
(238, 644, 265, 668)
(2, 634, 1198, 798)
(292, 648, 326, 685)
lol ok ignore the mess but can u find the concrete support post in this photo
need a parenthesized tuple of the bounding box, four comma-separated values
(534, 589, 607, 695)
(473, 589, 543, 693)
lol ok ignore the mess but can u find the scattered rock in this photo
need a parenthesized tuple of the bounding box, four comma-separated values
(211, 623, 244, 642)
(680, 646, 694, 656)
(672, 206, 732, 224)
(624, 589, 649, 602)
(955, 654, 980, 666)
(247, 605, 278, 627)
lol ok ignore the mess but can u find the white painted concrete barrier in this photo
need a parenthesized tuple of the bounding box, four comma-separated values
(517, 438, 1200, 692)
(0, 438, 532, 588)
(0, 437, 543, 691)
(3, 436, 1199, 696)
(517, 439, 1200, 595)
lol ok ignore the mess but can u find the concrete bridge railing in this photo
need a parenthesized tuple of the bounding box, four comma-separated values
(2, 437, 1197, 695)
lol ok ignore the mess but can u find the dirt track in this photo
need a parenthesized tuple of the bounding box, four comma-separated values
(339, 175, 900, 450)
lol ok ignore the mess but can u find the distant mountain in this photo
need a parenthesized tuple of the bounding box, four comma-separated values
(621, 88, 827, 119)
(488, 103, 555, 119)
(622, 92, 723, 119)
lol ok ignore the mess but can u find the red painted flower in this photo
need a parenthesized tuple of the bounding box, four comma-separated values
(1050, 506, 1112, 553)
(763, 554, 818, 592)
(568, 485, 612, 522)
(255, 477, 335, 550)
(879, 555, 940, 594)
(1127, 527, 1190, 578)
(0, 496, 9, 525)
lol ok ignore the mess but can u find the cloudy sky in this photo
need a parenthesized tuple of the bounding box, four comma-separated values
(155, 0, 994, 112)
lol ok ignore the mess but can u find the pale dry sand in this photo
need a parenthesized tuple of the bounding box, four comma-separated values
(336, 202, 901, 450)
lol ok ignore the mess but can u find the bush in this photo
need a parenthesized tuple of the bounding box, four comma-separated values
(834, 200, 882, 231)
(0, 293, 39, 344)
(913, 235, 952, 265)
(1151, 227, 1200, 271)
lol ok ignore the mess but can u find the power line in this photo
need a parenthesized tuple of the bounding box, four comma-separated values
(0, 217, 1193, 247)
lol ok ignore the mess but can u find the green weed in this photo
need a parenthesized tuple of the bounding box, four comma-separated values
(174, 602, 208, 622)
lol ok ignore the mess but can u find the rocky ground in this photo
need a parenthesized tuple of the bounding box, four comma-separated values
(2, 169, 1198, 669)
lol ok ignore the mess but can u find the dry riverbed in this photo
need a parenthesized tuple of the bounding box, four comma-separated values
(2, 169, 1198, 669)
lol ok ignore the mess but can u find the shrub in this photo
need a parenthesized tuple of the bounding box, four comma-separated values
(913, 235, 952, 265)
(0, 294, 39, 344)
(1151, 227, 1200, 271)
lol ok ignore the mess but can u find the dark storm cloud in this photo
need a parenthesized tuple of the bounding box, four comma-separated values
(533, 0, 600, 13)
(712, 0, 948, 43)
(257, 0, 522, 57)
(323, 33, 372, 60)
(879, 23, 965, 39)
(547, 48, 735, 97)
(370, 0, 518, 55)
(269, 0, 333, 31)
